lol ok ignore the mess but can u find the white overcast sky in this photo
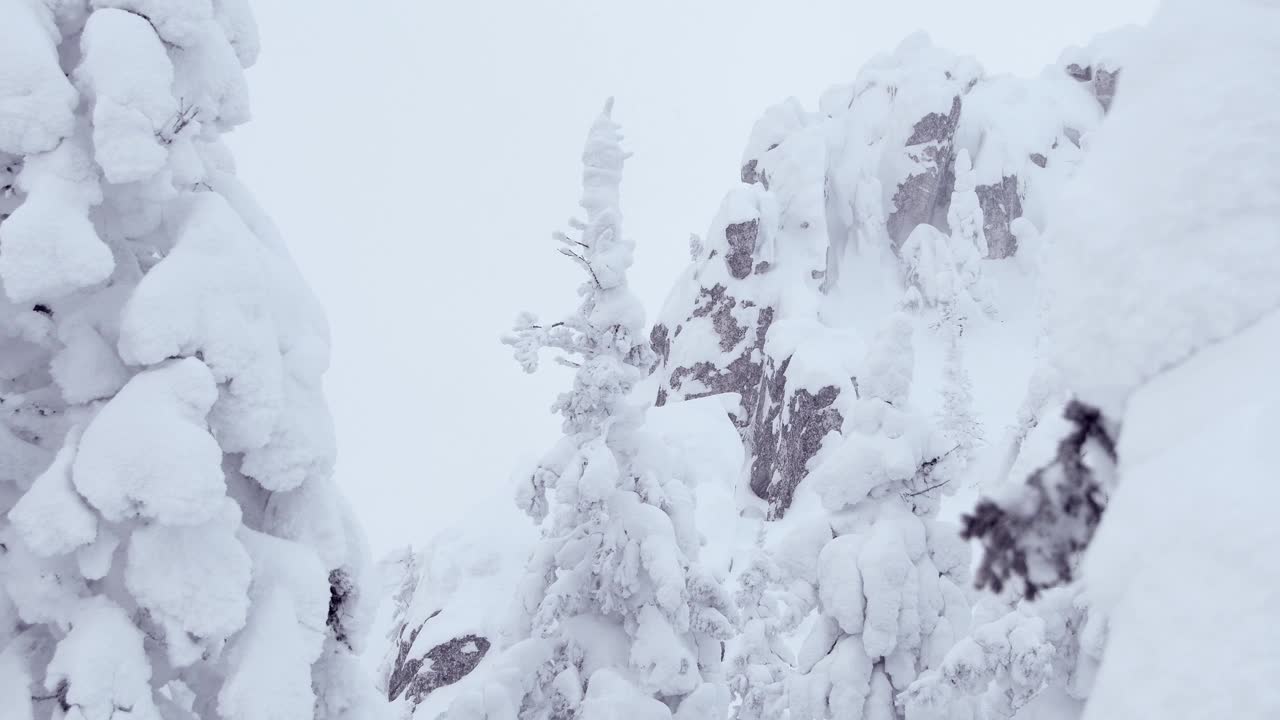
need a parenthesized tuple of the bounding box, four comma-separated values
(230, 0, 1158, 556)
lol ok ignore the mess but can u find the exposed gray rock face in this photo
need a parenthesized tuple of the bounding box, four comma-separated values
(886, 96, 962, 249)
(1067, 62, 1122, 112)
(739, 98, 807, 192)
(652, 195, 776, 438)
(748, 364, 843, 518)
(742, 156, 775, 189)
(654, 140, 841, 516)
(977, 175, 1024, 259)
(661, 294, 773, 411)
(725, 219, 760, 280)
(327, 568, 358, 651)
(1093, 68, 1119, 111)
(387, 621, 491, 705)
(657, 281, 841, 518)
(376, 515, 531, 716)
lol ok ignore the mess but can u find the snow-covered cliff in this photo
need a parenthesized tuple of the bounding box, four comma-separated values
(383, 27, 1137, 720)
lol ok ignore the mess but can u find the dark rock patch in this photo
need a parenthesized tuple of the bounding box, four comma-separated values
(388, 624, 492, 706)
(976, 175, 1023, 258)
(725, 220, 759, 280)
(748, 359, 843, 518)
(650, 323, 671, 368)
(887, 96, 963, 248)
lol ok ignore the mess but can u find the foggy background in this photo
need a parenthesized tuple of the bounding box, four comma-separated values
(230, 0, 1158, 556)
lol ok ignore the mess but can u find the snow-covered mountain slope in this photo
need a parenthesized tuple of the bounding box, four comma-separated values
(382, 28, 1137, 720)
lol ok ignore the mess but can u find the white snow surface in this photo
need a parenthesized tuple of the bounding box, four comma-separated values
(73, 358, 225, 526)
(0, 130, 114, 303)
(76, 8, 177, 183)
(124, 499, 252, 653)
(8, 425, 96, 557)
(92, 0, 213, 47)
(46, 597, 162, 720)
(0, 0, 77, 155)
(119, 194, 283, 450)
(1083, 307, 1280, 719)
(1044, 0, 1280, 417)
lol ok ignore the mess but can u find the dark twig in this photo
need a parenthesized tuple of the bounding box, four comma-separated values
(903, 477, 952, 498)
(156, 100, 200, 145)
(558, 247, 601, 288)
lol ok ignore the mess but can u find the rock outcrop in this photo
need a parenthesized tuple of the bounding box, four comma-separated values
(652, 33, 1124, 517)
(652, 190, 775, 421)
(886, 95, 964, 249)
(387, 623, 491, 705)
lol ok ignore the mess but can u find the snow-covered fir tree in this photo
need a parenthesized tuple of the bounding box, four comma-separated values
(726, 531, 811, 720)
(448, 100, 735, 720)
(0, 2, 378, 718)
(782, 313, 971, 720)
(901, 583, 1106, 719)
(937, 315, 979, 471)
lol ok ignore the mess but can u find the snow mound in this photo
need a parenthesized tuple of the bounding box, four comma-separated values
(76, 8, 177, 183)
(1083, 306, 1280, 719)
(0, 131, 113, 303)
(0, 0, 77, 155)
(73, 357, 225, 526)
(9, 426, 96, 556)
(45, 597, 162, 720)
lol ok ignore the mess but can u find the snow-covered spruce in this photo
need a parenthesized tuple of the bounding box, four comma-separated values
(726, 530, 812, 720)
(777, 314, 971, 720)
(440, 101, 736, 720)
(0, 3, 377, 719)
(901, 585, 1106, 719)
